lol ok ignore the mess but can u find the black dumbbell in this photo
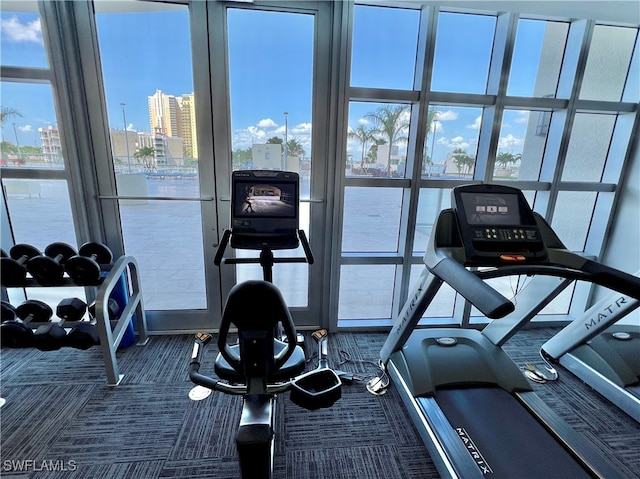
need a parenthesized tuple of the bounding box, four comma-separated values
(31, 297, 83, 351)
(27, 242, 77, 285)
(65, 242, 114, 285)
(1, 244, 42, 286)
(1, 301, 17, 322)
(56, 297, 100, 350)
(0, 300, 53, 348)
(88, 298, 120, 322)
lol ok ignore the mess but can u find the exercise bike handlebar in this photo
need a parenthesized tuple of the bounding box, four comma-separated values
(214, 229, 314, 267)
(188, 332, 293, 396)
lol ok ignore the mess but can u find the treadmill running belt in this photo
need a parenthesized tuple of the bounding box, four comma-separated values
(435, 387, 590, 479)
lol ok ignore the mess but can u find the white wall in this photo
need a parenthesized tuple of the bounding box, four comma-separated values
(594, 133, 639, 324)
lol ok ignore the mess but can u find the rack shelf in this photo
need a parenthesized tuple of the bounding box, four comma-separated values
(2, 254, 148, 386)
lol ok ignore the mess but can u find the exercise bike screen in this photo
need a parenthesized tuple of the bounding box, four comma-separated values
(233, 181, 297, 219)
(460, 192, 522, 226)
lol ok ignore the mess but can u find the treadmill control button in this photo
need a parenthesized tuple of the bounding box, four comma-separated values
(612, 332, 632, 341)
(436, 337, 457, 347)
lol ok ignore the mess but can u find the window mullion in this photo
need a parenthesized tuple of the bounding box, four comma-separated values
(476, 12, 518, 183)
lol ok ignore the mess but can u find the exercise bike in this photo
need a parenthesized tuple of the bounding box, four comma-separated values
(188, 171, 342, 479)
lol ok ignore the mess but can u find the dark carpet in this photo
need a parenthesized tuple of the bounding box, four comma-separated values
(1, 328, 638, 478)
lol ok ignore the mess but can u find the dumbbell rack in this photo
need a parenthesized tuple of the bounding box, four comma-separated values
(2, 255, 148, 386)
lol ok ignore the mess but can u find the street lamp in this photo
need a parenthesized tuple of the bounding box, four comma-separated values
(429, 111, 439, 177)
(12, 123, 22, 161)
(120, 103, 132, 174)
(283, 111, 288, 170)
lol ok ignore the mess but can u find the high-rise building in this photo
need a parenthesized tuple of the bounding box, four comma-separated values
(180, 93, 198, 159)
(148, 89, 181, 138)
(148, 89, 198, 159)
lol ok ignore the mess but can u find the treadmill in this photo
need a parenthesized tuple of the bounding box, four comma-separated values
(540, 273, 640, 422)
(378, 183, 640, 479)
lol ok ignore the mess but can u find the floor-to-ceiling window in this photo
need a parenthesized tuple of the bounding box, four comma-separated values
(2, 1, 637, 332)
(335, 4, 639, 328)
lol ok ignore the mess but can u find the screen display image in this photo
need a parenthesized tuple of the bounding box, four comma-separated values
(461, 192, 522, 225)
(233, 181, 297, 219)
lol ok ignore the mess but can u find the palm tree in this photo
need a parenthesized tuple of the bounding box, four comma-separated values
(134, 146, 156, 171)
(365, 105, 410, 176)
(451, 148, 475, 177)
(286, 138, 305, 158)
(0, 107, 22, 125)
(348, 124, 376, 173)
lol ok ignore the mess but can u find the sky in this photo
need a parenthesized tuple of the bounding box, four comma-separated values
(0, 3, 550, 163)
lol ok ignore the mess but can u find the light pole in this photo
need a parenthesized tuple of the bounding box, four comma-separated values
(12, 123, 22, 161)
(120, 103, 132, 173)
(283, 111, 288, 170)
(428, 111, 439, 177)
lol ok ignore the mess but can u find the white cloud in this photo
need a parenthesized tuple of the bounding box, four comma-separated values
(357, 118, 370, 126)
(291, 122, 311, 135)
(256, 118, 277, 128)
(126, 123, 136, 131)
(247, 125, 267, 139)
(431, 120, 444, 134)
(438, 136, 471, 150)
(498, 133, 523, 149)
(514, 110, 530, 124)
(467, 116, 482, 130)
(18, 125, 33, 133)
(436, 110, 459, 121)
(1, 16, 42, 44)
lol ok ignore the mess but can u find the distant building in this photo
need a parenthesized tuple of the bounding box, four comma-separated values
(38, 125, 62, 163)
(148, 89, 198, 159)
(111, 129, 184, 168)
(252, 143, 282, 170)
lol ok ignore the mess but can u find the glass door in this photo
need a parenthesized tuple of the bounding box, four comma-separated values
(209, 1, 332, 327)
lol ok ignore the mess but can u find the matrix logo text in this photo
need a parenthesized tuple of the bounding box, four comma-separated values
(3, 459, 77, 472)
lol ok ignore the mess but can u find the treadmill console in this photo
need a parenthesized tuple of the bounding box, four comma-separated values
(452, 184, 547, 265)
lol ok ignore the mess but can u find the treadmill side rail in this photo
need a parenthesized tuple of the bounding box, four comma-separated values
(542, 285, 640, 360)
(387, 360, 484, 479)
(559, 353, 640, 423)
(516, 391, 627, 479)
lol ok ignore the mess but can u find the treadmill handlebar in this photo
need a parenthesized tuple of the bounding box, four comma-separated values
(579, 259, 640, 301)
(430, 257, 515, 319)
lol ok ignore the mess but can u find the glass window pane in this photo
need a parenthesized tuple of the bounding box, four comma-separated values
(228, 9, 313, 175)
(350, 5, 420, 90)
(1, 82, 62, 169)
(508, 20, 569, 98)
(0, 7, 48, 68)
(562, 113, 616, 182)
(493, 109, 549, 181)
(413, 188, 451, 253)
(538, 285, 573, 316)
(431, 12, 496, 94)
(409, 265, 456, 318)
(236, 203, 310, 307)
(551, 191, 597, 252)
(2, 179, 77, 247)
(347, 102, 410, 178)
(119, 200, 205, 310)
(580, 25, 638, 102)
(342, 187, 403, 253)
(422, 106, 483, 179)
(338, 265, 396, 319)
(96, 5, 199, 197)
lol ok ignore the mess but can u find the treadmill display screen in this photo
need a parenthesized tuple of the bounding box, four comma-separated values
(460, 192, 521, 225)
(452, 184, 547, 264)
